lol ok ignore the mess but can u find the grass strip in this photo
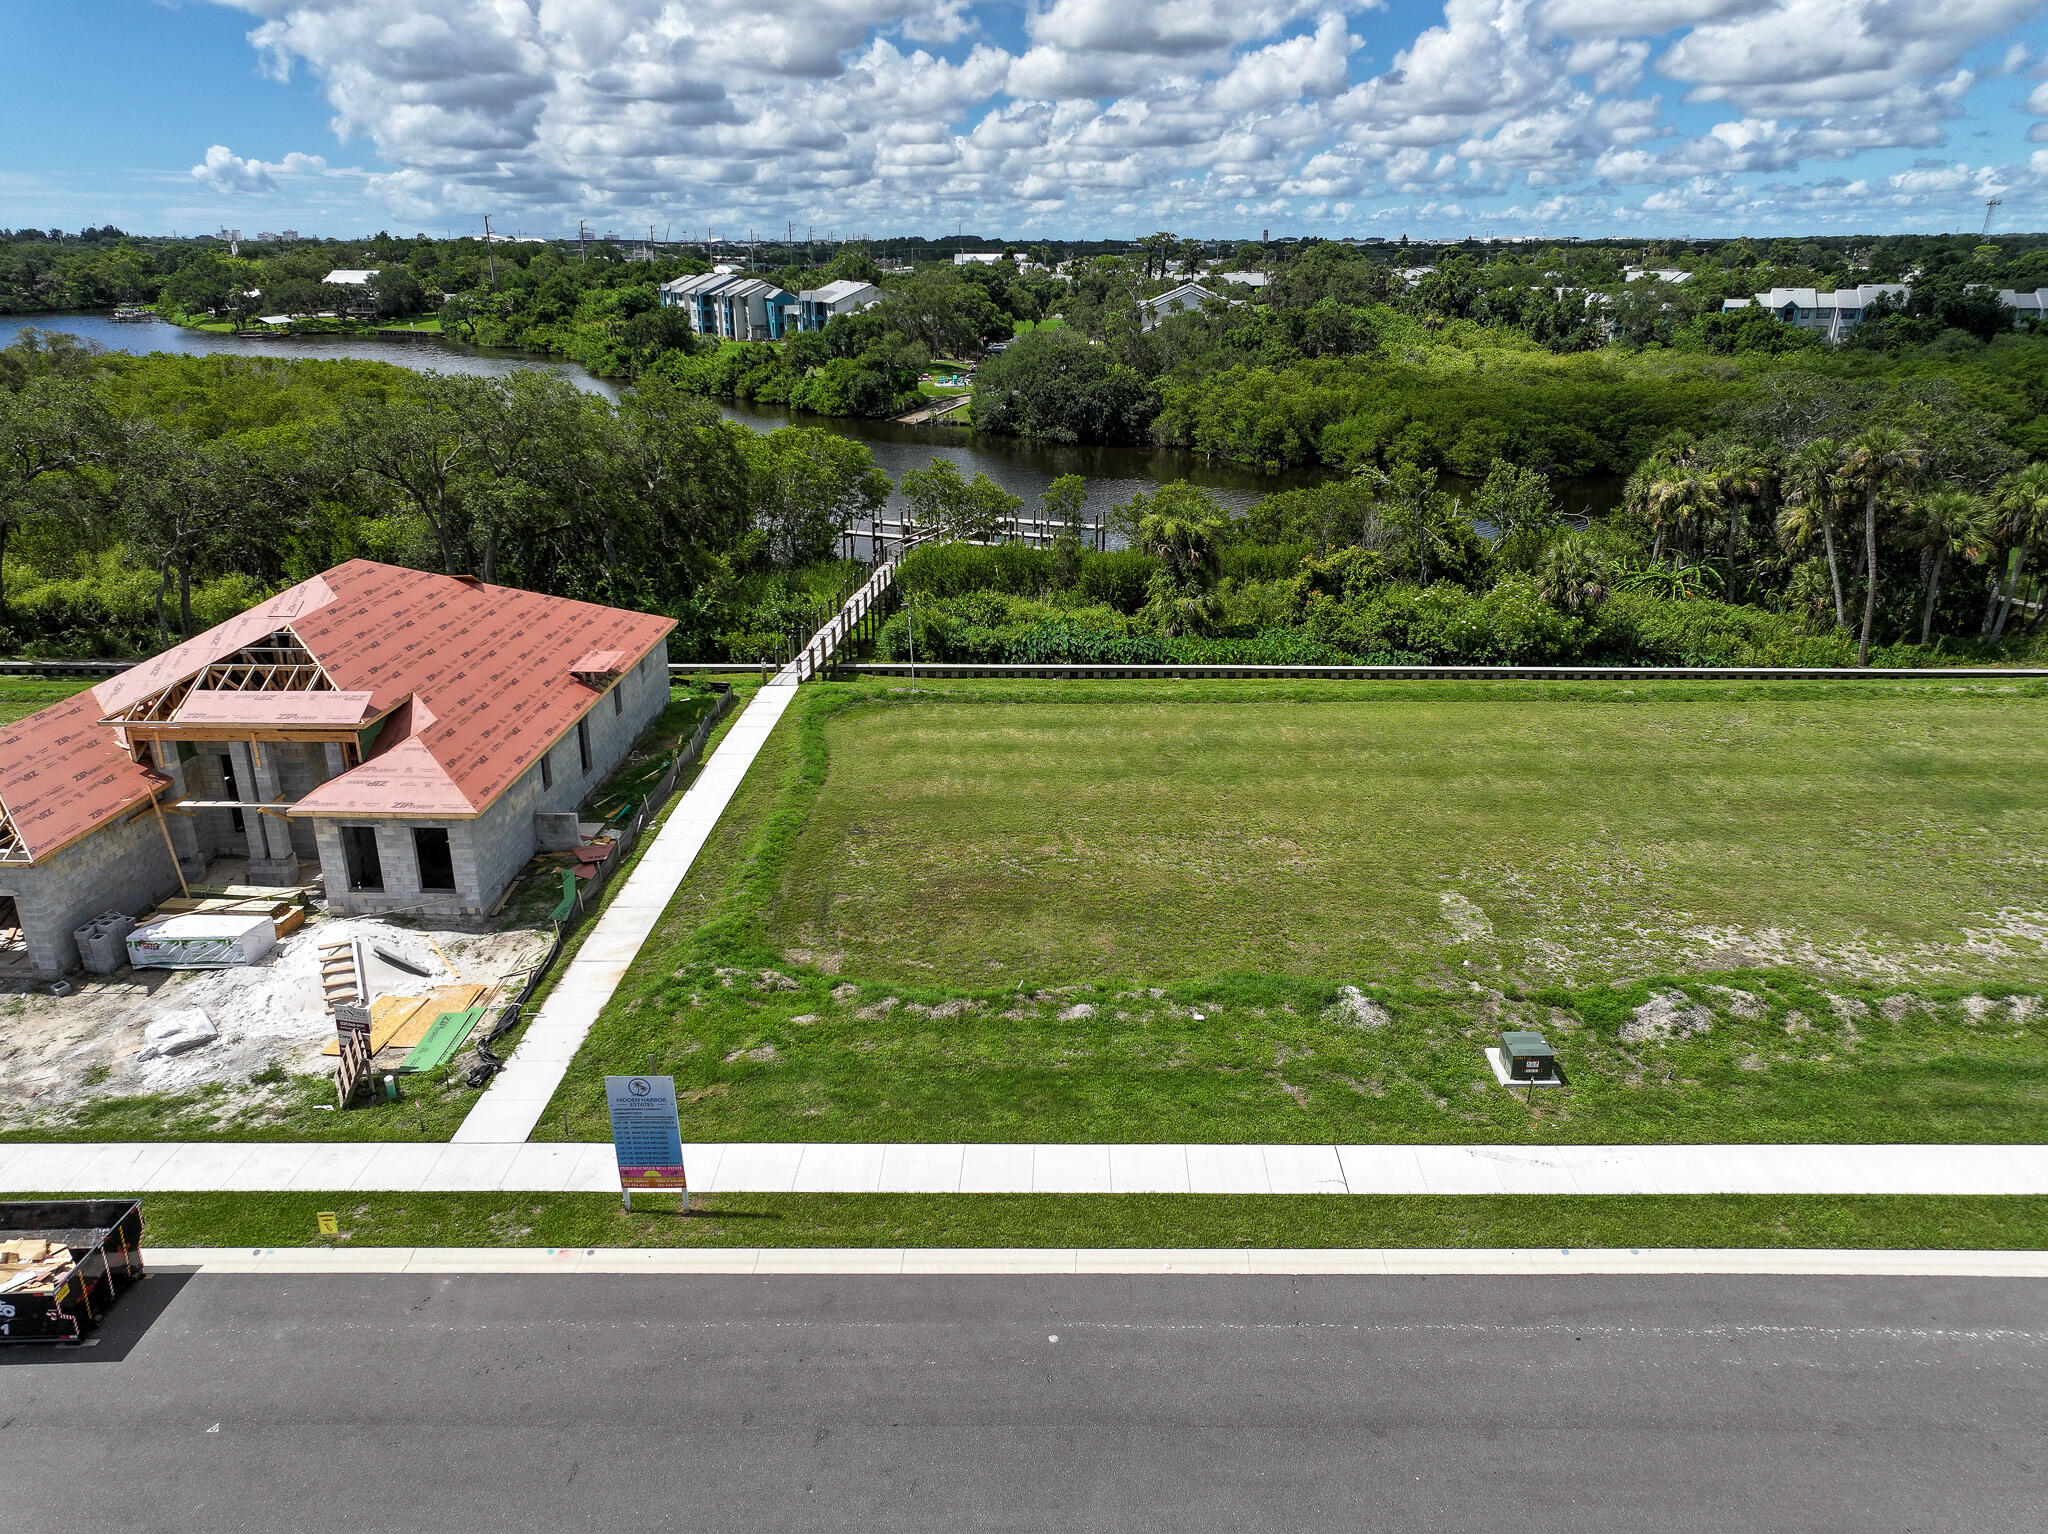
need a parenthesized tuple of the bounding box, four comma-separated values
(85, 1190, 2048, 1251)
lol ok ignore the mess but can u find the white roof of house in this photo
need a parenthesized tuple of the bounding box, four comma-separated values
(1744, 284, 1908, 310)
(952, 252, 1006, 264)
(323, 269, 379, 285)
(1218, 270, 1270, 287)
(799, 279, 880, 305)
(1624, 267, 1692, 283)
(1139, 282, 1220, 310)
(1998, 288, 2048, 311)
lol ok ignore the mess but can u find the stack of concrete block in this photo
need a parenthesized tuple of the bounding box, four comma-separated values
(72, 911, 135, 974)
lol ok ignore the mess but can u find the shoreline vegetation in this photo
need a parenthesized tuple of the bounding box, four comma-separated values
(7, 225, 2048, 671)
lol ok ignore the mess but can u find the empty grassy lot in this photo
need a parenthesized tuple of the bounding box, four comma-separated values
(542, 678, 2048, 1146)
(0, 675, 94, 724)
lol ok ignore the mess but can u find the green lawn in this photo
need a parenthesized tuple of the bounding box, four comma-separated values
(0, 675, 95, 723)
(87, 1190, 2048, 1251)
(542, 678, 2048, 1146)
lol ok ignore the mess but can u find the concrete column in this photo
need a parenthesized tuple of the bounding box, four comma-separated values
(242, 741, 301, 886)
(159, 754, 206, 880)
(229, 742, 264, 862)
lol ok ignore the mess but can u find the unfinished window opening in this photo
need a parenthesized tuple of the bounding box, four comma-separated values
(612, 684, 623, 716)
(219, 753, 245, 834)
(341, 825, 384, 892)
(540, 751, 553, 791)
(413, 827, 456, 892)
(578, 718, 592, 773)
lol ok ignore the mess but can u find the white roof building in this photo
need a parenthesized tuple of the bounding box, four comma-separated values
(1997, 287, 2048, 321)
(1217, 270, 1270, 288)
(952, 252, 1007, 265)
(323, 269, 379, 286)
(1138, 282, 1236, 331)
(1624, 267, 1692, 284)
(795, 279, 883, 331)
(1723, 284, 1908, 340)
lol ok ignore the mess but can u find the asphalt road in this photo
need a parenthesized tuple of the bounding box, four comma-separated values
(4, 1271, 2045, 1532)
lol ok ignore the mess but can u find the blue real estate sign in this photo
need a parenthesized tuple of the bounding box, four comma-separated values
(604, 1075, 686, 1192)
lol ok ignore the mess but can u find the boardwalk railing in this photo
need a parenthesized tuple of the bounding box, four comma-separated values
(783, 556, 902, 683)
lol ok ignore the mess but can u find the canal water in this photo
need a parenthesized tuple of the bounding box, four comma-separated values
(1, 313, 1323, 528)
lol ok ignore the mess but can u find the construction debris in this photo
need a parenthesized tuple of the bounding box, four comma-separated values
(136, 1009, 217, 1060)
(0, 1238, 77, 1296)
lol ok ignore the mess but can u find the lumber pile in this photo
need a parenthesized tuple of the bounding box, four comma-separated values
(157, 894, 307, 939)
(319, 983, 490, 1059)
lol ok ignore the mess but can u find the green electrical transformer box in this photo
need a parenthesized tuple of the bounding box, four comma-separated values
(1500, 1030, 1559, 1081)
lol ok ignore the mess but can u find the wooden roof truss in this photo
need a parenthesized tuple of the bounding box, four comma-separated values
(0, 803, 26, 864)
(107, 628, 336, 728)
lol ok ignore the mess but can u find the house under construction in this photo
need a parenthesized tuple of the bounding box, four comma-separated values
(0, 560, 674, 975)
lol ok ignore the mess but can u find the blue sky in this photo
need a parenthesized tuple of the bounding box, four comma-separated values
(7, 1, 2048, 239)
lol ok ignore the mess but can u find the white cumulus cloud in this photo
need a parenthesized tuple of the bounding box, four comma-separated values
(190, 144, 327, 193)
(197, 0, 2048, 232)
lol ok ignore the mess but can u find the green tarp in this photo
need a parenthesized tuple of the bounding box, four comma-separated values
(398, 1006, 486, 1074)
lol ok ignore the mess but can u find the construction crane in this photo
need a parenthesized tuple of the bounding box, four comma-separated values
(1983, 197, 2004, 237)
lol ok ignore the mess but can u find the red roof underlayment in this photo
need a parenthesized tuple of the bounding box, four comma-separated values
(172, 689, 377, 728)
(0, 561, 673, 860)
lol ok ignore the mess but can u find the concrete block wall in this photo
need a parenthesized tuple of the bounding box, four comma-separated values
(314, 640, 671, 919)
(0, 806, 184, 973)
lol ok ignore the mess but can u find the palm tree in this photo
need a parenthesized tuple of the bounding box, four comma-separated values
(1835, 426, 1922, 665)
(1987, 462, 2048, 641)
(1534, 533, 1611, 614)
(1908, 487, 1989, 645)
(1779, 437, 1847, 630)
(1712, 445, 1773, 598)
(1626, 439, 1721, 563)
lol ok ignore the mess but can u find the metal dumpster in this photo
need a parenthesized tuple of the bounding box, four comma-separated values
(0, 1199, 145, 1343)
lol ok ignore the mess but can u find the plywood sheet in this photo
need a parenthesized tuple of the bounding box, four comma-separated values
(386, 984, 487, 1049)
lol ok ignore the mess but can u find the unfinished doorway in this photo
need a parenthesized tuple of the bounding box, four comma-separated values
(413, 827, 455, 892)
(218, 753, 246, 834)
(0, 895, 25, 972)
(341, 826, 384, 892)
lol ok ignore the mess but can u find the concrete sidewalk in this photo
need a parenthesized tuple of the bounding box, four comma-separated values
(143, 1245, 2048, 1276)
(452, 558, 894, 1146)
(451, 679, 801, 1144)
(5, 1140, 2043, 1196)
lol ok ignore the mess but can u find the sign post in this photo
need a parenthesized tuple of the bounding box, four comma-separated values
(604, 1075, 687, 1212)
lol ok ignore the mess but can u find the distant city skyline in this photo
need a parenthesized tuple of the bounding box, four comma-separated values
(7, 1, 2048, 240)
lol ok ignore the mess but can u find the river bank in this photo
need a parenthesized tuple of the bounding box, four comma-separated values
(1, 312, 1325, 522)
